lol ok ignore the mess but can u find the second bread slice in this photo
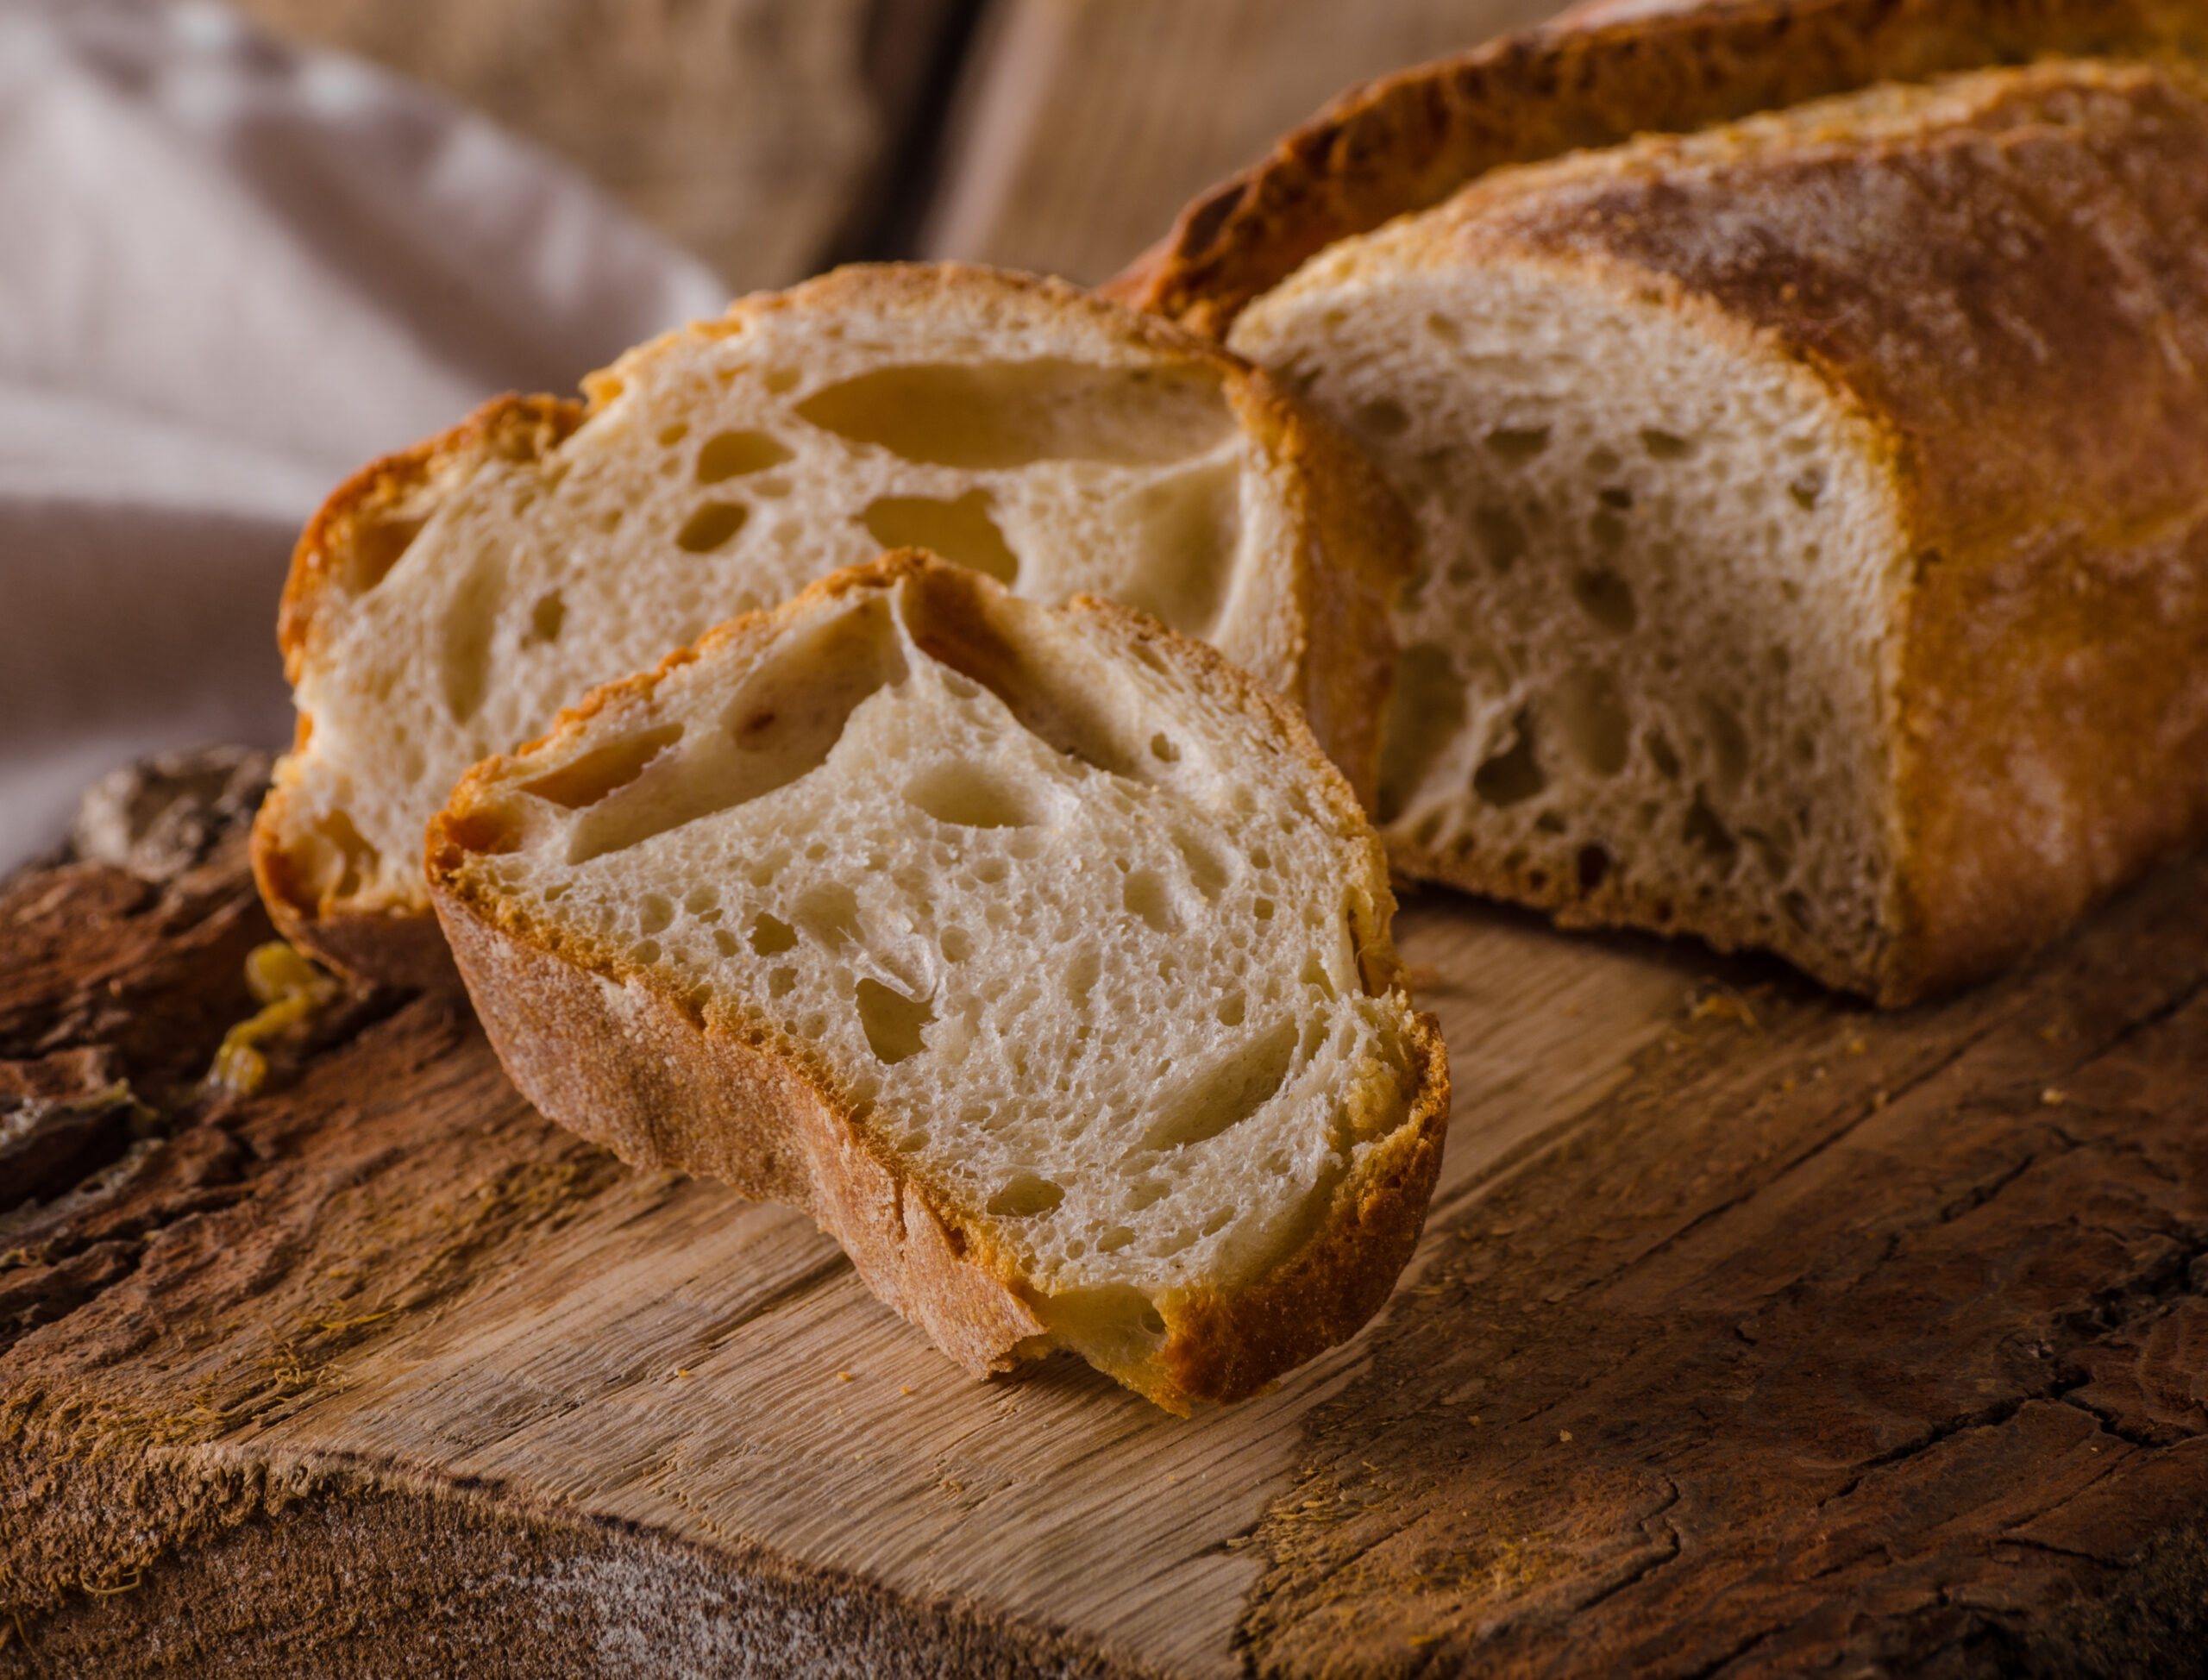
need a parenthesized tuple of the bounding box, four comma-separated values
(427, 553, 1448, 1412)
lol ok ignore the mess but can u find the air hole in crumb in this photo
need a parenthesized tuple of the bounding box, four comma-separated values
(1253, 898, 1275, 921)
(1300, 952, 1337, 1002)
(1063, 946, 1101, 1005)
(696, 429, 793, 483)
(1150, 733, 1179, 762)
(1783, 890, 1813, 928)
(1173, 829, 1229, 902)
(985, 1175, 1063, 1218)
(1684, 791, 1739, 868)
(638, 893, 674, 937)
(1473, 708, 1546, 806)
(1697, 694, 1750, 793)
(1598, 486, 1633, 510)
(1790, 466, 1828, 511)
(1535, 811, 1566, 834)
(1569, 567, 1637, 634)
(633, 940, 661, 964)
(1140, 1307, 1167, 1336)
(749, 912, 798, 956)
(657, 423, 691, 447)
(1141, 1022, 1297, 1152)
(1356, 398, 1410, 439)
(529, 592, 567, 643)
(1578, 843, 1613, 891)
(796, 360, 1231, 469)
(768, 968, 798, 998)
(712, 929, 739, 958)
(941, 926, 973, 963)
(906, 761, 1040, 829)
(1588, 446, 1622, 473)
(855, 979, 932, 1064)
(1557, 668, 1630, 777)
(520, 724, 684, 809)
(1647, 730, 1682, 780)
(1471, 505, 1527, 576)
(1425, 313, 1461, 343)
(1123, 868, 1174, 934)
(1377, 641, 1466, 824)
(676, 501, 749, 553)
(862, 489, 1019, 586)
(1640, 428, 1693, 460)
(1216, 994, 1246, 1027)
(1484, 426, 1550, 461)
(1590, 508, 1627, 549)
(1098, 1226, 1136, 1253)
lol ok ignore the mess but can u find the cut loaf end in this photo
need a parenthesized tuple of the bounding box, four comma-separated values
(257, 264, 1410, 988)
(1239, 259, 1903, 996)
(1233, 59, 2208, 1004)
(428, 553, 1448, 1412)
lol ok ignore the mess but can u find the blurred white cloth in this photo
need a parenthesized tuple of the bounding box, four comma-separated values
(0, 0, 729, 872)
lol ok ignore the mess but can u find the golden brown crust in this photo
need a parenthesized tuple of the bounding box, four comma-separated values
(1105, 0, 2208, 339)
(255, 395, 583, 988)
(277, 395, 582, 683)
(1318, 60, 2208, 1005)
(1158, 1012, 1447, 1405)
(426, 553, 1449, 1411)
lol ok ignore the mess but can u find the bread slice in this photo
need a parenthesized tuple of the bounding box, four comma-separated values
(254, 263, 1409, 988)
(1228, 59, 2208, 1005)
(1105, 0, 2205, 338)
(425, 552, 1448, 1412)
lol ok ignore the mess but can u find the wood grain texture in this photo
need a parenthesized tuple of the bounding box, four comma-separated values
(4, 767, 2207, 1676)
(922, 0, 1567, 285)
(207, 0, 969, 290)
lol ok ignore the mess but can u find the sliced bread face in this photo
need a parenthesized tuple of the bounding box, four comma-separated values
(257, 264, 1409, 987)
(427, 554, 1448, 1413)
(1230, 60, 2208, 1003)
(1239, 255, 1906, 996)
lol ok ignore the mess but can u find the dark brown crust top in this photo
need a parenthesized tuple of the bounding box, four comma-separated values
(1104, 0, 2208, 339)
(1328, 60, 2208, 1004)
(426, 553, 1449, 1412)
(254, 264, 1409, 989)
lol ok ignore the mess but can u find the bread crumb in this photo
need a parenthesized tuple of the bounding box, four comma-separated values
(2042, 1088, 2068, 1106)
(1844, 1037, 1868, 1056)
(1872, 1090, 1890, 1109)
(1558, 1430, 1573, 1443)
(837, 1370, 854, 1382)
(1689, 988, 1757, 1029)
(1469, 1414, 1482, 1426)
(900, 1384, 914, 1396)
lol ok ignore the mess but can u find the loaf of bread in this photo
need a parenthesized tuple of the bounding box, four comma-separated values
(1107, 0, 2206, 338)
(254, 263, 1408, 988)
(426, 553, 1448, 1411)
(1226, 57, 2208, 1005)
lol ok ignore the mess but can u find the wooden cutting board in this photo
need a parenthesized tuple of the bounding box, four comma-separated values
(3, 762, 2205, 1677)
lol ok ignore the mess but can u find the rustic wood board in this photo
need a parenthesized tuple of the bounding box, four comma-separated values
(3, 771, 2206, 1677)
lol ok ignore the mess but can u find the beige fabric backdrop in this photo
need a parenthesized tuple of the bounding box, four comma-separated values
(0, 0, 727, 871)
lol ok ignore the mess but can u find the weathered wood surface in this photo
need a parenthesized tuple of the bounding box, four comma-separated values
(922, 0, 1567, 285)
(3, 765, 2205, 1677)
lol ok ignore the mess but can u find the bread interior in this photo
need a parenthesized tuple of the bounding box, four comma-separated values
(449, 568, 1419, 1383)
(1235, 260, 1907, 986)
(280, 292, 1280, 925)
